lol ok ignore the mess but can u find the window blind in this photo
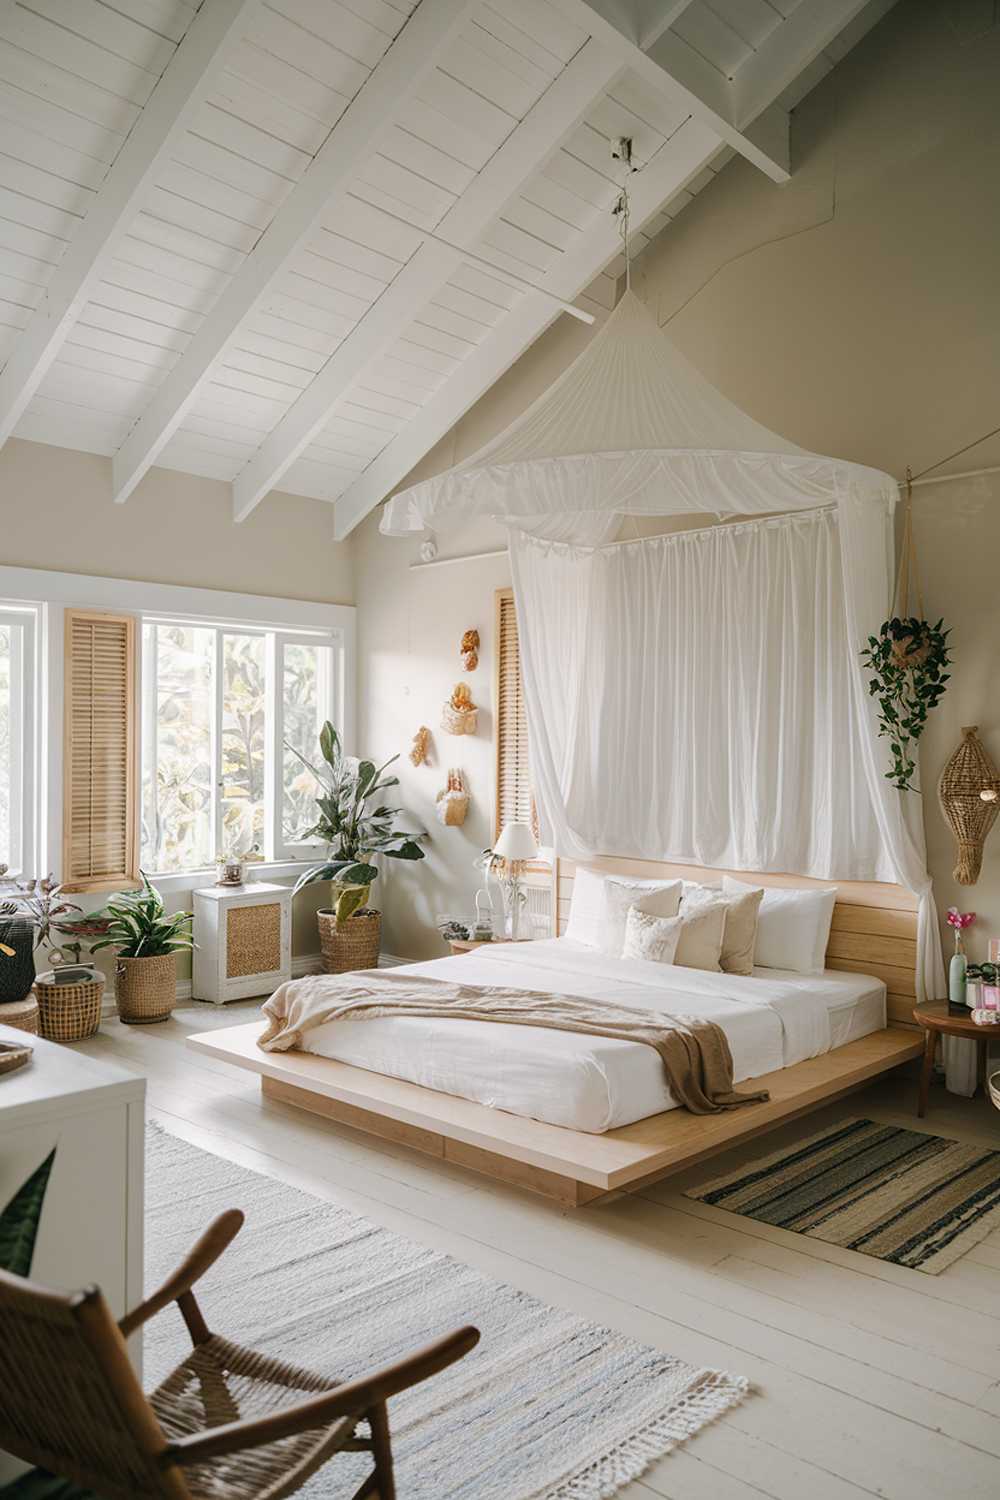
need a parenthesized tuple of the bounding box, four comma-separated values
(494, 589, 538, 842)
(63, 609, 139, 892)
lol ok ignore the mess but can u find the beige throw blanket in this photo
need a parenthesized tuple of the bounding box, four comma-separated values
(259, 970, 769, 1116)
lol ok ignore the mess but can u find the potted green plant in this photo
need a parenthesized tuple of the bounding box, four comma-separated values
(291, 722, 425, 973)
(860, 616, 951, 792)
(87, 875, 194, 1024)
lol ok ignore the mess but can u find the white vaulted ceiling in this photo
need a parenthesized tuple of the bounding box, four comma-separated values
(0, 0, 897, 535)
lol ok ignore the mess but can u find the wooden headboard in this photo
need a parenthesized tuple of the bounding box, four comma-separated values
(553, 857, 918, 1028)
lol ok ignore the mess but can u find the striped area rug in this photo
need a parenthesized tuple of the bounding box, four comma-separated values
(685, 1118, 1000, 1274)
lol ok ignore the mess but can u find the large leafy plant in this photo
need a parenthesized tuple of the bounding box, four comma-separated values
(86, 874, 194, 959)
(291, 722, 425, 927)
(860, 616, 951, 792)
(0, 1149, 55, 1276)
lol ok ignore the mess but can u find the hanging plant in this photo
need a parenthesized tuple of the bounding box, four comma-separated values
(861, 468, 952, 793)
(861, 617, 950, 792)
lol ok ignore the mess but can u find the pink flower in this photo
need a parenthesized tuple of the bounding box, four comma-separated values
(946, 907, 975, 930)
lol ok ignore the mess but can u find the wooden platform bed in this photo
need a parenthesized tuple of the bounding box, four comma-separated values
(187, 860, 924, 1208)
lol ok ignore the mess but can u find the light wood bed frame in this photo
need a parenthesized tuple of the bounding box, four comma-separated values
(188, 860, 923, 1208)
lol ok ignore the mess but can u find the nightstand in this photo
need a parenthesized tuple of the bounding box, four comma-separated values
(192, 882, 293, 1004)
(448, 938, 494, 955)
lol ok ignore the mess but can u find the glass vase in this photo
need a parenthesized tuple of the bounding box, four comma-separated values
(948, 931, 967, 1014)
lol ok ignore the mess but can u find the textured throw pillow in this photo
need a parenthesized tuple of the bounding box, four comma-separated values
(683, 884, 763, 976)
(622, 906, 682, 965)
(673, 902, 726, 972)
(722, 876, 837, 975)
(600, 877, 683, 957)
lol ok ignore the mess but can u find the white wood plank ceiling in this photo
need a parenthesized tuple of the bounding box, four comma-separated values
(0, 0, 898, 535)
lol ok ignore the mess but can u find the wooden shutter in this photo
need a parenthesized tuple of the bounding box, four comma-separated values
(494, 589, 538, 842)
(63, 609, 139, 892)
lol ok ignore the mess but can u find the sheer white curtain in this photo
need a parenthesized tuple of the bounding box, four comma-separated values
(510, 506, 944, 1000)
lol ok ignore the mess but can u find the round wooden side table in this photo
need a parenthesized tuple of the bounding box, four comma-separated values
(912, 1002, 999, 1116)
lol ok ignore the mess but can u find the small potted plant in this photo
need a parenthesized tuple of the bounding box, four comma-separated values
(290, 722, 425, 973)
(88, 875, 194, 1024)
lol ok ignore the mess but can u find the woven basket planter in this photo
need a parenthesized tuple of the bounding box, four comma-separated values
(0, 994, 40, 1035)
(0, 915, 36, 1004)
(115, 953, 177, 1024)
(35, 974, 104, 1042)
(990, 1070, 1000, 1113)
(318, 908, 381, 974)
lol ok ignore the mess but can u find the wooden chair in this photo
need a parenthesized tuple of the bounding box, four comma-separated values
(0, 1209, 479, 1500)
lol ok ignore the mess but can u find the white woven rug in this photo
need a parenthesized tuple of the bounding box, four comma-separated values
(146, 1126, 747, 1499)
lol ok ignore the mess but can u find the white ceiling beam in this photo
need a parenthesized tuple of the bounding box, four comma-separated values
(731, 0, 874, 127)
(581, 1, 696, 51)
(0, 0, 251, 450)
(332, 116, 721, 541)
(110, 0, 475, 506)
(231, 39, 623, 522)
(548, 0, 790, 182)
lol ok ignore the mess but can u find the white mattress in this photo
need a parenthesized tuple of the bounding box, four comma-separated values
(300, 938, 886, 1133)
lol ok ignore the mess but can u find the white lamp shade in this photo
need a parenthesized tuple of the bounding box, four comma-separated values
(495, 822, 538, 860)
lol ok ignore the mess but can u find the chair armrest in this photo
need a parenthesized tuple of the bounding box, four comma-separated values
(162, 1324, 479, 1467)
(120, 1209, 244, 1339)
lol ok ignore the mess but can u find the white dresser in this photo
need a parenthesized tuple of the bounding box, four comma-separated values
(0, 1026, 145, 1483)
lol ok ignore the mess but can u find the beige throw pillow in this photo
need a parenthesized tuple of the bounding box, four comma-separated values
(683, 885, 764, 976)
(673, 902, 726, 972)
(622, 907, 682, 965)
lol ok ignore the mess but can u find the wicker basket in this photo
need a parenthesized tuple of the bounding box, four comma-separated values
(115, 953, 177, 1024)
(318, 908, 381, 974)
(989, 1070, 1000, 1113)
(0, 994, 40, 1035)
(34, 974, 104, 1042)
(0, 1040, 32, 1076)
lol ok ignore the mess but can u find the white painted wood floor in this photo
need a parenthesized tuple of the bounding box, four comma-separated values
(79, 1003, 1000, 1500)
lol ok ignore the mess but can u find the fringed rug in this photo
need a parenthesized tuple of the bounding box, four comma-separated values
(146, 1126, 746, 1499)
(685, 1117, 1000, 1274)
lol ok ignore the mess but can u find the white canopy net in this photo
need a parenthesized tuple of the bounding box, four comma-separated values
(383, 292, 943, 1000)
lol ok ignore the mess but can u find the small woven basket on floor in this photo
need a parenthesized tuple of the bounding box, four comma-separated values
(318, 909, 381, 974)
(0, 994, 40, 1035)
(115, 953, 177, 1024)
(989, 1071, 1000, 1113)
(34, 974, 104, 1042)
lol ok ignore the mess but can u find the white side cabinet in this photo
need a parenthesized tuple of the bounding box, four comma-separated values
(192, 882, 293, 1004)
(0, 1026, 145, 1483)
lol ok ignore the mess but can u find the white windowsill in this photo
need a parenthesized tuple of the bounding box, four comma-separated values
(149, 860, 320, 896)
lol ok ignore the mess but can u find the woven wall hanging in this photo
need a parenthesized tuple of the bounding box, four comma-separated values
(441, 682, 477, 735)
(460, 628, 480, 672)
(938, 726, 1000, 885)
(436, 768, 470, 826)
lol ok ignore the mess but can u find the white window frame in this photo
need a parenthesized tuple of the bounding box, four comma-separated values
(0, 605, 39, 879)
(141, 617, 339, 875)
(0, 566, 355, 896)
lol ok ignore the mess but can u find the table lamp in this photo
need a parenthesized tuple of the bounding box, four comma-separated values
(494, 822, 538, 940)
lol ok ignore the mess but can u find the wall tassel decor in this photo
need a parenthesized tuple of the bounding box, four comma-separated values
(408, 726, 431, 766)
(460, 628, 480, 671)
(436, 769, 470, 826)
(938, 726, 1000, 885)
(441, 682, 478, 735)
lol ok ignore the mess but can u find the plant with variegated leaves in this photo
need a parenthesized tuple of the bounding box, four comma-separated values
(290, 722, 425, 927)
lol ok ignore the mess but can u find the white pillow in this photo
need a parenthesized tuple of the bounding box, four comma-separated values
(565, 867, 607, 947)
(673, 902, 726, 971)
(722, 876, 837, 976)
(622, 907, 682, 965)
(600, 877, 682, 957)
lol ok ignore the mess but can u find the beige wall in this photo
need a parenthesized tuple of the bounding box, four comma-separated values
(1, 438, 353, 603)
(3, 438, 351, 978)
(355, 0, 1000, 965)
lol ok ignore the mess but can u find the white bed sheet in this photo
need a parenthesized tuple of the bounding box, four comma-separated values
(298, 938, 887, 1133)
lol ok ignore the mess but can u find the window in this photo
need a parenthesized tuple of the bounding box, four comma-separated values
(0, 609, 36, 878)
(141, 620, 336, 875)
(494, 589, 539, 844)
